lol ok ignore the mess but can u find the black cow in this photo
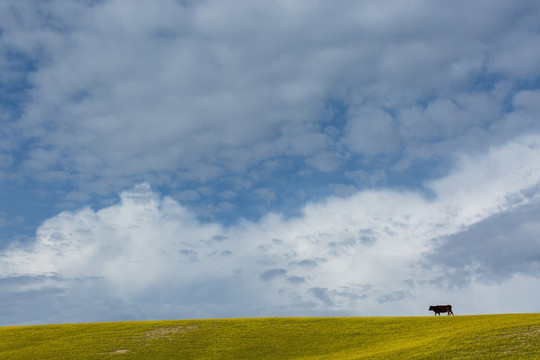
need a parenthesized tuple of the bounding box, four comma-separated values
(429, 305, 454, 316)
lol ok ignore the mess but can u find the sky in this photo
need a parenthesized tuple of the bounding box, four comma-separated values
(1, 0, 540, 326)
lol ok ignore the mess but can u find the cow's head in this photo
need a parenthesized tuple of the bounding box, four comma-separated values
(429, 306, 435, 311)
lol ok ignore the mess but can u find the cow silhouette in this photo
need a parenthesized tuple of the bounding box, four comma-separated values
(429, 305, 454, 316)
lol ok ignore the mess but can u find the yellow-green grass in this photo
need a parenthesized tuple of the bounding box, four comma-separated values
(1, 314, 540, 359)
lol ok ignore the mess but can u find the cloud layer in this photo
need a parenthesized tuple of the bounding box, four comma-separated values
(2, 1, 540, 197)
(2, 135, 540, 324)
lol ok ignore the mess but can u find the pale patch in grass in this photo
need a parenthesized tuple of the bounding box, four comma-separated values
(510, 325, 540, 338)
(144, 325, 199, 340)
(110, 349, 129, 354)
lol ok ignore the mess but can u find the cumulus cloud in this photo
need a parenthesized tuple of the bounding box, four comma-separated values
(2, 135, 540, 324)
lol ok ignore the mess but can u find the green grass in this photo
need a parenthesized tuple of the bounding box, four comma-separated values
(1, 314, 540, 359)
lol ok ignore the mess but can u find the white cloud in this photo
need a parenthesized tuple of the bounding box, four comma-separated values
(2, 135, 540, 324)
(430, 135, 540, 222)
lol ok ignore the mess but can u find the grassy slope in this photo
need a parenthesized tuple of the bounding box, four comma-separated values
(1, 314, 540, 359)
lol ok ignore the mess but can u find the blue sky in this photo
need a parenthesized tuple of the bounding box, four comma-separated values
(1, 0, 540, 325)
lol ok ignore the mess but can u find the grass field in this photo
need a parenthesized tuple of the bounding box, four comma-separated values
(1, 314, 540, 359)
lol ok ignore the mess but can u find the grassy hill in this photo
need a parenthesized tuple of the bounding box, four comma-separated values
(1, 314, 540, 359)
